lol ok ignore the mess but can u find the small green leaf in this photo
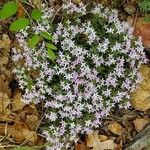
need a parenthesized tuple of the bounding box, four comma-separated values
(28, 34, 40, 48)
(9, 18, 29, 31)
(21, 0, 27, 3)
(47, 49, 56, 60)
(46, 43, 57, 50)
(40, 32, 53, 40)
(0, 1, 18, 19)
(31, 8, 42, 20)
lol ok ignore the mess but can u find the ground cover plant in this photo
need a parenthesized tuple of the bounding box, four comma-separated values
(0, 1, 148, 150)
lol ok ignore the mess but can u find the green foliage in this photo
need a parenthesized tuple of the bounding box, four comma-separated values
(46, 43, 58, 50)
(139, 0, 150, 13)
(143, 16, 150, 22)
(0, 1, 18, 19)
(0, 1, 41, 32)
(28, 34, 40, 48)
(10, 18, 29, 31)
(31, 8, 42, 21)
(47, 48, 56, 60)
(21, 0, 27, 2)
(40, 32, 53, 40)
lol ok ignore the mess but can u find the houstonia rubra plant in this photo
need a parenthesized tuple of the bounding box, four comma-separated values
(12, 2, 147, 150)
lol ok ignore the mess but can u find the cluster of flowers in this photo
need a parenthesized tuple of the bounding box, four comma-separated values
(12, 2, 147, 150)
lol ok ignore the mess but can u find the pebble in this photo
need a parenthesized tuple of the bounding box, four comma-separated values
(133, 118, 150, 132)
(124, 4, 136, 15)
(108, 122, 124, 136)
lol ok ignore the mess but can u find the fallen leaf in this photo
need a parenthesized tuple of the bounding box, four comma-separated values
(133, 118, 150, 132)
(75, 142, 90, 150)
(0, 34, 11, 51)
(0, 92, 10, 114)
(0, 74, 12, 97)
(86, 130, 116, 150)
(0, 106, 42, 145)
(9, 123, 38, 143)
(26, 114, 40, 130)
(12, 90, 26, 111)
(108, 122, 124, 136)
(99, 134, 108, 142)
(17, 2, 25, 18)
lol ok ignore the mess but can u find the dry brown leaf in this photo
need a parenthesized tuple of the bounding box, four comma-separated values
(108, 122, 124, 136)
(15, 104, 40, 131)
(99, 134, 108, 142)
(0, 93, 10, 114)
(18, 2, 25, 18)
(0, 123, 38, 144)
(12, 91, 26, 111)
(26, 114, 40, 130)
(0, 74, 12, 97)
(133, 118, 150, 132)
(0, 66, 13, 83)
(86, 130, 116, 150)
(75, 142, 90, 150)
(0, 34, 11, 51)
(8, 123, 38, 144)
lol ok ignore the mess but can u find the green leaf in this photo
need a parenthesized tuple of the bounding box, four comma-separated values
(47, 49, 56, 60)
(143, 16, 150, 22)
(31, 8, 42, 20)
(28, 34, 40, 48)
(9, 18, 29, 31)
(46, 43, 57, 50)
(21, 0, 27, 3)
(0, 1, 18, 19)
(40, 32, 53, 40)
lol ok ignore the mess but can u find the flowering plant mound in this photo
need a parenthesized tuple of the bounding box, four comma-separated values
(12, 2, 147, 150)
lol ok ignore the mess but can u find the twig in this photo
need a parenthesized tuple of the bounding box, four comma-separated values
(133, 8, 139, 28)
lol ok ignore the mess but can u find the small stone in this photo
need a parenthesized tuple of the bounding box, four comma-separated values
(124, 4, 136, 15)
(108, 122, 124, 136)
(133, 118, 150, 132)
(139, 65, 150, 77)
(99, 135, 109, 142)
(132, 65, 150, 111)
(132, 88, 150, 111)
